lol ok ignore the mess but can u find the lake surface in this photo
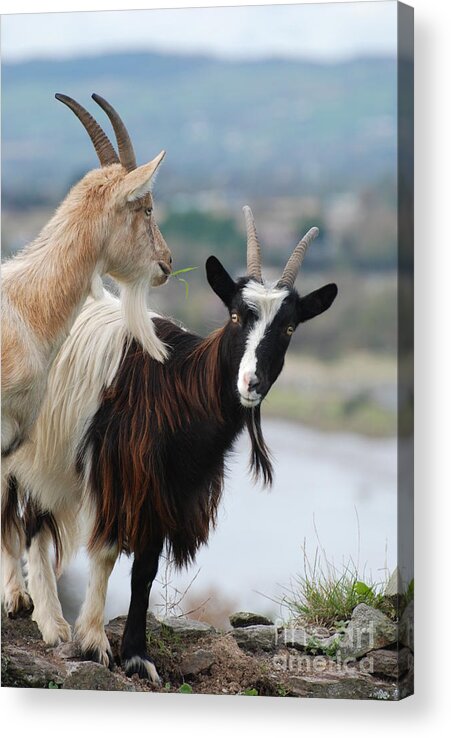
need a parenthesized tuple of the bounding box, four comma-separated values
(58, 419, 397, 624)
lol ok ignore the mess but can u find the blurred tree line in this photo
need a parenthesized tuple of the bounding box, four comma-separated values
(2, 177, 402, 361)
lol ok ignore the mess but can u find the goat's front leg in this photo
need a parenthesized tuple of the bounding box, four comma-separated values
(2, 545, 33, 618)
(1, 475, 33, 618)
(27, 525, 71, 645)
(75, 545, 118, 668)
(121, 536, 163, 684)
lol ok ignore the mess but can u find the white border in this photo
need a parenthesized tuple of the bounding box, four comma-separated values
(2, 0, 451, 735)
(0, 0, 399, 13)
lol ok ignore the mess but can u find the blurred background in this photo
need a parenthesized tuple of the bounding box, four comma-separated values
(1, 3, 406, 624)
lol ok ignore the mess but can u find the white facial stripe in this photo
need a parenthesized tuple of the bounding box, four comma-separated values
(237, 281, 289, 403)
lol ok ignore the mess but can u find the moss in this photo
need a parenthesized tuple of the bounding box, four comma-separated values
(146, 623, 184, 685)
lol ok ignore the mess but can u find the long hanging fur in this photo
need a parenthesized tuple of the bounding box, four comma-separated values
(1, 476, 24, 557)
(2, 475, 63, 573)
(22, 492, 63, 573)
(77, 318, 273, 568)
(2, 266, 337, 669)
(246, 406, 273, 486)
(120, 280, 168, 362)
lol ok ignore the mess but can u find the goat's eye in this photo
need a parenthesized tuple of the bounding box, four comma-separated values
(144, 207, 153, 217)
(286, 325, 294, 336)
(231, 312, 240, 324)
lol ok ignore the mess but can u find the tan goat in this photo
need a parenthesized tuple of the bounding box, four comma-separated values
(1, 93, 172, 458)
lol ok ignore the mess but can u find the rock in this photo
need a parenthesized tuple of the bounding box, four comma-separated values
(278, 626, 341, 654)
(398, 600, 414, 651)
(146, 612, 163, 634)
(230, 625, 277, 652)
(159, 615, 216, 638)
(385, 567, 404, 597)
(2, 606, 412, 699)
(287, 674, 401, 701)
(338, 604, 397, 660)
(62, 662, 139, 691)
(105, 613, 161, 658)
(319, 635, 342, 652)
(359, 648, 412, 680)
(107, 612, 161, 638)
(1, 611, 42, 642)
(309, 626, 331, 639)
(180, 648, 215, 676)
(54, 641, 81, 660)
(384, 567, 406, 613)
(1, 646, 66, 689)
(278, 626, 309, 650)
(229, 612, 274, 628)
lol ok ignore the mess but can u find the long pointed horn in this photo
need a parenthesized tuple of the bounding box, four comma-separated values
(277, 227, 319, 288)
(92, 93, 137, 172)
(55, 93, 119, 167)
(243, 206, 263, 282)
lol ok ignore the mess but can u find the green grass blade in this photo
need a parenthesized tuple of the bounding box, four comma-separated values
(170, 266, 199, 277)
(177, 277, 189, 299)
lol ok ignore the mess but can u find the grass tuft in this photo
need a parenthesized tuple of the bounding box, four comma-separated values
(279, 543, 394, 628)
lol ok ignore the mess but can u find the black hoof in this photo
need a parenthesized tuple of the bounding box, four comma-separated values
(82, 647, 115, 670)
(122, 654, 161, 684)
(6, 595, 34, 619)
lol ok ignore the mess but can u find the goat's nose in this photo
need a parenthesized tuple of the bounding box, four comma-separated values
(158, 260, 171, 277)
(248, 375, 260, 392)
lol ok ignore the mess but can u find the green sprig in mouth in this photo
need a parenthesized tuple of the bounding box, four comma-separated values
(169, 266, 199, 299)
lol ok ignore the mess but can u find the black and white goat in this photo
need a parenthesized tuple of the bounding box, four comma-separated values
(5, 207, 337, 682)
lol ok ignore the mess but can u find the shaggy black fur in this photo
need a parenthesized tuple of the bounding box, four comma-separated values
(78, 317, 267, 567)
(76, 258, 337, 677)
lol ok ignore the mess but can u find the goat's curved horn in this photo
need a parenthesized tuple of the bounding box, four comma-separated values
(55, 93, 119, 167)
(243, 206, 263, 283)
(92, 93, 137, 172)
(277, 227, 319, 288)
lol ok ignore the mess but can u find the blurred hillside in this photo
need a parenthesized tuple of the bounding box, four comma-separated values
(2, 51, 396, 202)
(2, 51, 404, 436)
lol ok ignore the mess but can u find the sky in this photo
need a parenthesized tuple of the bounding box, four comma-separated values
(1, 1, 397, 62)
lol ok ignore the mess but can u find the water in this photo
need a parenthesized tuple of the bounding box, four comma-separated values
(58, 420, 397, 623)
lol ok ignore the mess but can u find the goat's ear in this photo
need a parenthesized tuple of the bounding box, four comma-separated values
(296, 283, 338, 324)
(120, 151, 165, 202)
(206, 256, 237, 307)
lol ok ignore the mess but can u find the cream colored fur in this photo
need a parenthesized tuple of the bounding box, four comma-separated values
(2, 291, 165, 643)
(26, 527, 72, 646)
(1, 288, 165, 625)
(74, 545, 118, 667)
(2, 546, 33, 618)
(1, 155, 171, 458)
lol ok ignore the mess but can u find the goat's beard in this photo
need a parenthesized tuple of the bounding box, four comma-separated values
(120, 280, 168, 362)
(245, 405, 273, 487)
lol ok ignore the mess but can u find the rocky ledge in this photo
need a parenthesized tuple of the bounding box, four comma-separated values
(1, 602, 413, 700)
